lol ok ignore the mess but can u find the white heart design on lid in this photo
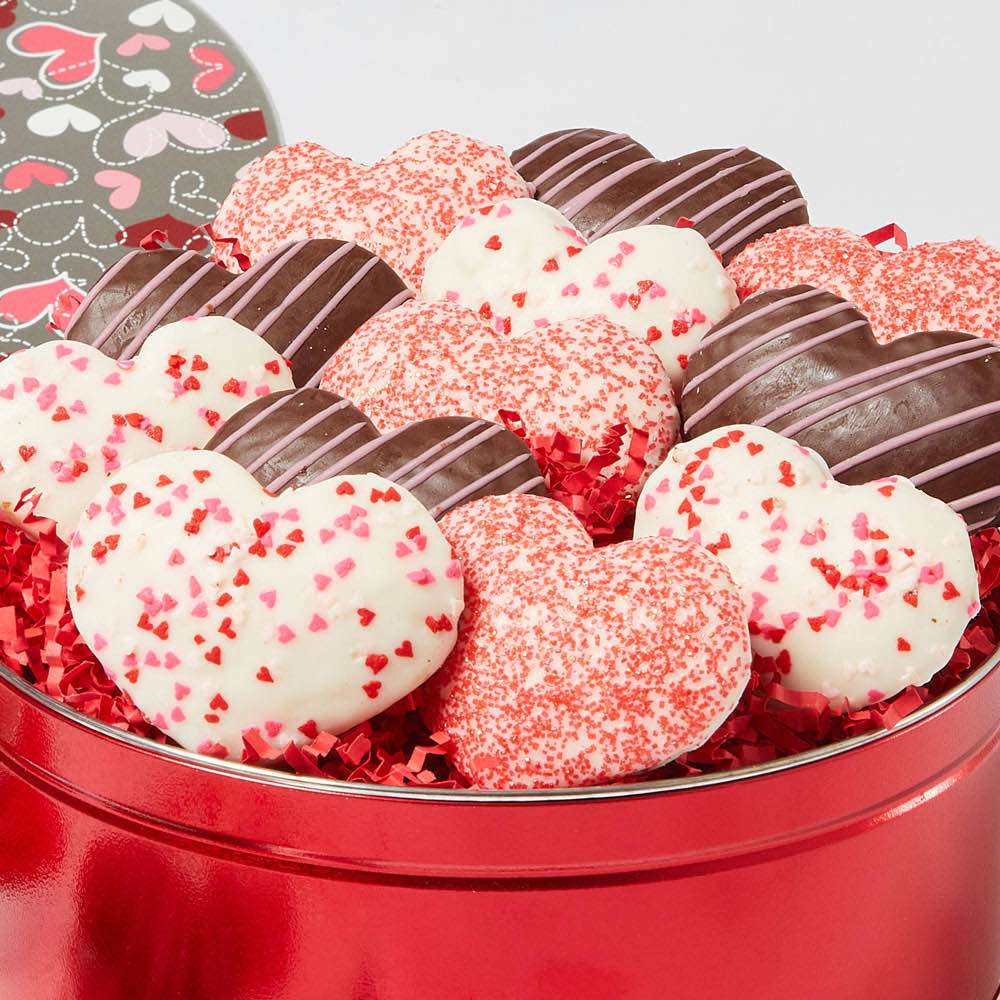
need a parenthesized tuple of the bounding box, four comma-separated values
(634, 424, 980, 707)
(422, 198, 738, 388)
(128, 0, 196, 33)
(69, 451, 464, 759)
(26, 103, 101, 137)
(122, 68, 171, 93)
(0, 315, 293, 539)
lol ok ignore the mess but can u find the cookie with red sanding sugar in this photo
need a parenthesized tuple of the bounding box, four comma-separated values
(423, 493, 750, 789)
(68, 450, 464, 760)
(0, 317, 293, 541)
(422, 198, 737, 388)
(211, 132, 531, 290)
(319, 299, 678, 486)
(634, 425, 979, 708)
(727, 225, 1000, 344)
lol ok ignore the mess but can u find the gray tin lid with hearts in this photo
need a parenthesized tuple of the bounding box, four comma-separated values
(0, 0, 281, 348)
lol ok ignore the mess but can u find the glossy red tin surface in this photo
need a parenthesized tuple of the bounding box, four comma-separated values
(0, 652, 998, 1000)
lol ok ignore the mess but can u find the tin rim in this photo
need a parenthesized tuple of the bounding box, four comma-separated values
(1, 648, 997, 803)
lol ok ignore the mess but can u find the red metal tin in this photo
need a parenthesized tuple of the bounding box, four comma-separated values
(0, 653, 998, 1000)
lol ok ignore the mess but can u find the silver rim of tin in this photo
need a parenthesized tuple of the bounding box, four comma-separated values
(1, 648, 997, 804)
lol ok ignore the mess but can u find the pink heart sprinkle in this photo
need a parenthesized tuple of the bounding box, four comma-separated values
(319, 528, 336, 543)
(277, 624, 296, 644)
(144, 652, 160, 666)
(168, 548, 185, 565)
(610, 292, 627, 308)
(164, 652, 180, 669)
(648, 283, 666, 299)
(55, 344, 72, 358)
(446, 290, 460, 302)
(561, 283, 579, 297)
(593, 273, 610, 288)
(314, 573, 331, 591)
(259, 590, 276, 608)
(780, 612, 800, 629)
(354, 522, 370, 539)
(446, 560, 462, 579)
(619, 241, 635, 255)
(155, 501, 172, 517)
(760, 565, 778, 582)
(407, 568, 436, 586)
(264, 720, 283, 738)
(188, 576, 201, 597)
(335, 557, 355, 578)
(93, 633, 107, 650)
(496, 204, 512, 217)
(171, 706, 185, 723)
(0, 385, 13, 399)
(395, 542, 412, 558)
(70, 356, 88, 370)
(103, 372, 121, 385)
(863, 601, 879, 619)
(174, 683, 190, 700)
(308, 614, 327, 632)
(191, 602, 207, 618)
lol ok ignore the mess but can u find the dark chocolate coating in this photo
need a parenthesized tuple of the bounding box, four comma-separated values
(510, 129, 809, 263)
(681, 285, 1000, 530)
(208, 388, 547, 519)
(65, 239, 411, 387)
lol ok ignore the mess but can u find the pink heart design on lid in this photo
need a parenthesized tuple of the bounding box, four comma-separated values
(95, 169, 142, 210)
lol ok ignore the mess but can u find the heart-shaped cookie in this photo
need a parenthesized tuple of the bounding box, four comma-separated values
(422, 493, 750, 789)
(211, 131, 531, 289)
(727, 225, 1000, 343)
(0, 316, 293, 539)
(421, 198, 737, 387)
(64, 240, 411, 386)
(510, 129, 809, 263)
(208, 387, 546, 518)
(68, 435, 464, 759)
(634, 425, 979, 707)
(319, 299, 678, 484)
(680, 286, 1000, 530)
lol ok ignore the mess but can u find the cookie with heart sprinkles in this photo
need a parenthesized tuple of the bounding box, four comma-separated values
(0, 316, 293, 539)
(208, 388, 546, 518)
(680, 285, 1000, 530)
(424, 493, 751, 789)
(65, 240, 412, 386)
(422, 197, 737, 388)
(634, 425, 979, 708)
(510, 128, 808, 263)
(68, 450, 465, 759)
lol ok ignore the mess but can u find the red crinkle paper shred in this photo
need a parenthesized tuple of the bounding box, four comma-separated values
(45, 225, 251, 335)
(1, 495, 998, 789)
(500, 410, 649, 539)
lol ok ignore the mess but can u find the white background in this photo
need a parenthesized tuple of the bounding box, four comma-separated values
(205, 0, 1000, 245)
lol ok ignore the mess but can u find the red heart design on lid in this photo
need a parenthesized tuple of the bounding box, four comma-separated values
(8, 22, 104, 89)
